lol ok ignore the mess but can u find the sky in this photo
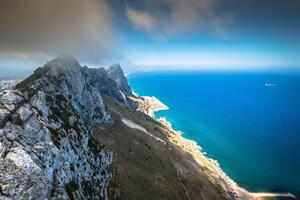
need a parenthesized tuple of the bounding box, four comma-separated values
(0, 0, 300, 73)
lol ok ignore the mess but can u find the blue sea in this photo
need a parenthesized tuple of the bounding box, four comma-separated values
(128, 71, 300, 195)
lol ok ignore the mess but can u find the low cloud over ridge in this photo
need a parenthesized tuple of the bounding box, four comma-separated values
(0, 0, 116, 63)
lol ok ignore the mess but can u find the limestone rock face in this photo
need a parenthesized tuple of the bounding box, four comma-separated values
(0, 91, 23, 111)
(106, 63, 132, 96)
(0, 158, 51, 200)
(0, 108, 10, 127)
(0, 56, 134, 200)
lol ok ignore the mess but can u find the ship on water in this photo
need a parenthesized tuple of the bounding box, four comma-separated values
(265, 83, 277, 87)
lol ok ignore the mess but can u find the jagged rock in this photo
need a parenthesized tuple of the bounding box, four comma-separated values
(17, 104, 33, 122)
(0, 142, 5, 158)
(0, 158, 31, 197)
(5, 147, 41, 174)
(0, 109, 10, 127)
(30, 91, 49, 117)
(68, 115, 76, 126)
(0, 91, 23, 105)
(5, 132, 15, 142)
(0, 55, 232, 200)
(0, 56, 134, 200)
(106, 63, 132, 96)
(0, 158, 51, 199)
(0, 91, 23, 111)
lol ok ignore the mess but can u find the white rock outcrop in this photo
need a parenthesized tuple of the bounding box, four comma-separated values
(0, 56, 134, 200)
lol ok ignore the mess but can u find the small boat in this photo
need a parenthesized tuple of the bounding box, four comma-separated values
(265, 83, 277, 87)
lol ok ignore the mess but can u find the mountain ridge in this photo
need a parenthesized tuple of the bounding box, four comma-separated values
(0, 56, 135, 199)
(0, 56, 232, 200)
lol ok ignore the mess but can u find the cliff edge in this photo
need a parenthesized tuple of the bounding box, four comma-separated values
(0, 56, 232, 200)
(0, 56, 134, 199)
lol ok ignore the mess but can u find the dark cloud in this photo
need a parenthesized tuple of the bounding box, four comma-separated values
(1, 0, 299, 68)
(124, 0, 300, 42)
(125, 0, 232, 38)
(203, 0, 300, 43)
(0, 0, 117, 63)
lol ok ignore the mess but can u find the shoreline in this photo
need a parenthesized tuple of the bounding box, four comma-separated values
(133, 95, 296, 200)
(131, 95, 169, 118)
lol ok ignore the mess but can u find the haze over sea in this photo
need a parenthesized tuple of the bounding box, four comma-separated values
(128, 71, 300, 195)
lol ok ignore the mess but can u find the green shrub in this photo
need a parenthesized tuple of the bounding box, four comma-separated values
(48, 127, 60, 147)
(17, 65, 53, 90)
(65, 181, 78, 200)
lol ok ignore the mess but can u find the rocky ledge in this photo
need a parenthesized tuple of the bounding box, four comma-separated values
(0, 56, 134, 200)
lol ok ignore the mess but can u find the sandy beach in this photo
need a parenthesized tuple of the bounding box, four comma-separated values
(135, 95, 296, 200)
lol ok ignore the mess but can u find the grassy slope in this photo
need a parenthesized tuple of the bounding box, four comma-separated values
(93, 96, 231, 200)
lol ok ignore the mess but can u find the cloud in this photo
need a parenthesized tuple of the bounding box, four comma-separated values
(0, 0, 117, 64)
(126, 7, 157, 32)
(125, 0, 231, 37)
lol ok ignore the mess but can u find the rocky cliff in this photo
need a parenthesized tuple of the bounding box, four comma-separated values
(0, 56, 232, 200)
(106, 63, 132, 97)
(0, 56, 134, 200)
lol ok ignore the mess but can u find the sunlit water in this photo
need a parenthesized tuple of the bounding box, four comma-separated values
(128, 71, 300, 195)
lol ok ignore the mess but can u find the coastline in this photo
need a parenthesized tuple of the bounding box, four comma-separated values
(134, 95, 296, 200)
(130, 95, 169, 118)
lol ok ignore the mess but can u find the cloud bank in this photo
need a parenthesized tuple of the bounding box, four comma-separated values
(2, 0, 297, 70)
(0, 0, 116, 63)
(0, 0, 232, 66)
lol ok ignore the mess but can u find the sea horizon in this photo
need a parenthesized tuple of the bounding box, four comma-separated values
(128, 70, 300, 195)
(2, 1, 300, 199)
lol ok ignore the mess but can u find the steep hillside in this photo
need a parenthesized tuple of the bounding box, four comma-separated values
(0, 56, 133, 200)
(94, 95, 231, 200)
(0, 56, 231, 200)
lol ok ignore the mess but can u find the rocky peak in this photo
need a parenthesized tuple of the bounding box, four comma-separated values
(0, 56, 139, 200)
(106, 63, 123, 75)
(16, 57, 134, 108)
(46, 55, 80, 70)
(106, 63, 132, 96)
